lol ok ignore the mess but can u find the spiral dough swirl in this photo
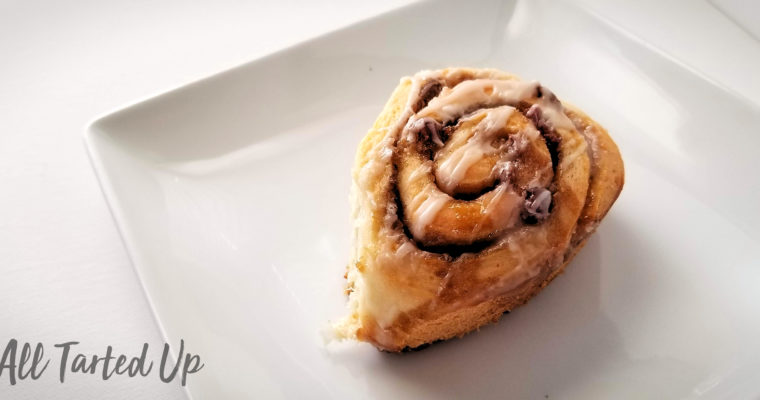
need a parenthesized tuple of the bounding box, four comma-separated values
(395, 70, 581, 250)
(344, 68, 623, 351)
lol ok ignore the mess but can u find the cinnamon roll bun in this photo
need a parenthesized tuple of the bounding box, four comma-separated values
(336, 68, 624, 352)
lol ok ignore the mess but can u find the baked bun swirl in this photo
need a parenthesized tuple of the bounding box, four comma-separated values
(336, 68, 624, 352)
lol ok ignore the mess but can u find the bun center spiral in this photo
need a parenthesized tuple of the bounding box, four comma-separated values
(395, 77, 568, 249)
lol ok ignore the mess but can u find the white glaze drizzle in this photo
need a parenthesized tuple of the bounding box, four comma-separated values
(417, 79, 538, 123)
(482, 183, 522, 227)
(407, 161, 432, 182)
(435, 106, 515, 193)
(399, 77, 568, 238)
(356, 71, 445, 208)
(405, 70, 443, 111)
(409, 186, 448, 239)
(534, 89, 574, 131)
(366, 74, 576, 243)
(341, 73, 443, 335)
(414, 78, 574, 137)
(406, 78, 569, 197)
(357, 137, 394, 208)
(395, 241, 416, 258)
(558, 136, 588, 171)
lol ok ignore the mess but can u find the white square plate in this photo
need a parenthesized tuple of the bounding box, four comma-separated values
(85, 0, 760, 398)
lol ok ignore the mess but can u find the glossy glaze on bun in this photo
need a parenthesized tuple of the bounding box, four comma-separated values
(335, 68, 624, 352)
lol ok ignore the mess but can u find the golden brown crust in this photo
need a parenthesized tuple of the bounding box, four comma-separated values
(564, 105, 625, 245)
(358, 235, 594, 352)
(342, 68, 624, 352)
(393, 236, 590, 352)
